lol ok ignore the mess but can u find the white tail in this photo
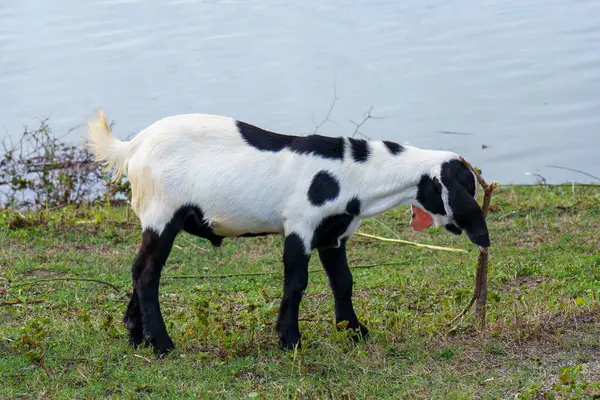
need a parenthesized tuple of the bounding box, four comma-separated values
(84, 109, 129, 182)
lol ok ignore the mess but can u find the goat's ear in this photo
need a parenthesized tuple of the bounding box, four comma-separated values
(446, 180, 490, 248)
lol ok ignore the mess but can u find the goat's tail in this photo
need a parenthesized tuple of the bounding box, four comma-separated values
(84, 109, 130, 182)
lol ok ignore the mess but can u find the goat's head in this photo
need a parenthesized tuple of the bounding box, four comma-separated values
(411, 159, 490, 248)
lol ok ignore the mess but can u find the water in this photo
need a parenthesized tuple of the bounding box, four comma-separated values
(1, 0, 599, 183)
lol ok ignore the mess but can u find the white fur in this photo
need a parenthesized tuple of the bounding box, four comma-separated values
(85, 109, 460, 253)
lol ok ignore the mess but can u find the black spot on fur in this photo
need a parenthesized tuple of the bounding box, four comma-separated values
(348, 138, 370, 163)
(346, 197, 361, 216)
(236, 120, 345, 160)
(311, 214, 355, 249)
(308, 171, 341, 206)
(290, 135, 345, 160)
(383, 140, 404, 155)
(236, 120, 294, 152)
(441, 160, 489, 247)
(180, 205, 224, 247)
(416, 175, 446, 215)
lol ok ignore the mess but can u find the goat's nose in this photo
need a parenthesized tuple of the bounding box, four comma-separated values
(467, 229, 490, 248)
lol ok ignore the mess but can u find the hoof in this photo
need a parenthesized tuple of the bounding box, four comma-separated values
(350, 323, 369, 342)
(124, 317, 145, 348)
(278, 330, 302, 351)
(128, 329, 145, 348)
(338, 321, 369, 343)
(146, 335, 175, 357)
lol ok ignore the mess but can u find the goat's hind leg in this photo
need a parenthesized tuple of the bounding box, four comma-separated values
(127, 211, 184, 356)
(123, 287, 144, 347)
(125, 206, 219, 354)
(124, 229, 159, 348)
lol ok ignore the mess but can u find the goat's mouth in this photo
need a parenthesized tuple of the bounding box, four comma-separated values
(444, 223, 462, 235)
(410, 205, 434, 232)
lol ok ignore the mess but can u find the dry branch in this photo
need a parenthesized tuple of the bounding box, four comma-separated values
(449, 156, 498, 329)
(313, 80, 338, 134)
(349, 106, 383, 139)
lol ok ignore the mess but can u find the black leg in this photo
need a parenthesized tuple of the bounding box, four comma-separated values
(276, 233, 310, 350)
(318, 241, 368, 340)
(123, 287, 144, 347)
(129, 224, 180, 356)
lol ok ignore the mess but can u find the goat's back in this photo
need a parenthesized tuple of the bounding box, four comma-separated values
(125, 114, 321, 235)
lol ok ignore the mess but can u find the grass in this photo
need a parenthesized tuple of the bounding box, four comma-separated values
(1, 185, 599, 399)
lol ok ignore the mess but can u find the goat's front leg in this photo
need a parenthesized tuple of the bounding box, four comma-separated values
(318, 242, 368, 341)
(276, 233, 310, 350)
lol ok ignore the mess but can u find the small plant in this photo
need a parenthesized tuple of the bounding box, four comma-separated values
(0, 118, 130, 209)
(13, 318, 54, 378)
(484, 341, 507, 356)
(436, 347, 456, 361)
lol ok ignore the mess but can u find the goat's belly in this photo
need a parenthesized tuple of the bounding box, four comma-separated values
(200, 203, 285, 237)
(209, 216, 283, 237)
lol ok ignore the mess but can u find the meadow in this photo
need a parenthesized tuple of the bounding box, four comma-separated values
(1, 185, 599, 399)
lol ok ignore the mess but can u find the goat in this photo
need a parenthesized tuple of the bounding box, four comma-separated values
(85, 109, 490, 355)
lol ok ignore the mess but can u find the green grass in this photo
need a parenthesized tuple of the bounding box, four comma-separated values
(1, 185, 599, 399)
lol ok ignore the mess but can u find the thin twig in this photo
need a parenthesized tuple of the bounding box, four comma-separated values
(349, 106, 383, 139)
(502, 183, 600, 187)
(164, 261, 403, 280)
(166, 271, 281, 280)
(0, 299, 45, 306)
(39, 356, 55, 380)
(132, 354, 153, 364)
(370, 216, 404, 239)
(355, 232, 468, 253)
(181, 238, 208, 253)
(449, 295, 477, 327)
(313, 80, 338, 134)
(545, 165, 600, 182)
(459, 157, 487, 193)
(11, 277, 122, 292)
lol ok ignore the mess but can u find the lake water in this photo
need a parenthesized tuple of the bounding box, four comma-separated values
(1, 0, 599, 184)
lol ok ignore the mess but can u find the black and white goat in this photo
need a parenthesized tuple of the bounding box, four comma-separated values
(86, 110, 490, 355)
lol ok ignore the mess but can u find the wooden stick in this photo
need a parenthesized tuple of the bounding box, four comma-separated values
(451, 156, 498, 329)
(474, 247, 489, 329)
(355, 232, 468, 253)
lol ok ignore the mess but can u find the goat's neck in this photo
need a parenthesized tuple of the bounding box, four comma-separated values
(355, 146, 453, 219)
(357, 175, 417, 219)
